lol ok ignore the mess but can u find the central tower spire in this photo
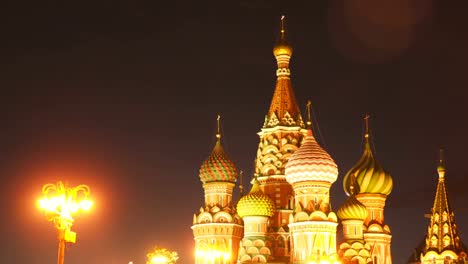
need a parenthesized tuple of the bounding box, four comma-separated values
(265, 16, 303, 128)
(251, 16, 307, 262)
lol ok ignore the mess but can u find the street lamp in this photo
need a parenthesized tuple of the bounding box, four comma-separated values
(37, 181, 93, 264)
(146, 247, 179, 264)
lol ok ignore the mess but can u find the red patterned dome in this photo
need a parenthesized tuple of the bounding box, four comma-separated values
(199, 139, 238, 183)
(285, 129, 338, 184)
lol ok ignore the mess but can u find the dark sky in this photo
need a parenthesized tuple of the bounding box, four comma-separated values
(1, 1, 468, 263)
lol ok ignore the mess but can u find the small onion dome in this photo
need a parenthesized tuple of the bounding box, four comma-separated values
(285, 129, 339, 184)
(343, 142, 393, 196)
(199, 139, 238, 183)
(273, 38, 293, 57)
(237, 179, 275, 218)
(273, 16, 293, 57)
(437, 162, 446, 178)
(337, 195, 368, 221)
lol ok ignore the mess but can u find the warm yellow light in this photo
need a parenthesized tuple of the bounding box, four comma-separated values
(147, 246, 178, 264)
(38, 182, 93, 230)
(151, 255, 169, 263)
(80, 199, 93, 211)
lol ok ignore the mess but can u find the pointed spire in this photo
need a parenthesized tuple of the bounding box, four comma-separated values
(364, 114, 370, 144)
(280, 15, 286, 40)
(422, 149, 467, 256)
(306, 100, 312, 128)
(265, 16, 303, 128)
(216, 114, 221, 140)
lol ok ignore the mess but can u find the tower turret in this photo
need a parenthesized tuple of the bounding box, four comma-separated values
(192, 115, 244, 264)
(285, 101, 340, 264)
(337, 174, 373, 264)
(342, 115, 393, 264)
(237, 178, 275, 263)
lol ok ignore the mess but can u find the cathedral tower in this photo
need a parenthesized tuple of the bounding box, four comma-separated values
(192, 116, 244, 264)
(418, 154, 468, 263)
(342, 116, 393, 264)
(284, 102, 340, 264)
(254, 16, 306, 261)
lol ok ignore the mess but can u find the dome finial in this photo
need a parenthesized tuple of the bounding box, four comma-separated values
(439, 149, 444, 164)
(437, 149, 446, 179)
(364, 113, 370, 143)
(280, 15, 286, 40)
(216, 114, 221, 140)
(306, 100, 312, 128)
(273, 15, 293, 57)
(239, 170, 244, 196)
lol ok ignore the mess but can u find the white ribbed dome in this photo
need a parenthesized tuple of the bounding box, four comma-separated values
(285, 129, 338, 184)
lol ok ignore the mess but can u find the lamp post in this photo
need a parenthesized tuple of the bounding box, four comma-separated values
(37, 181, 93, 264)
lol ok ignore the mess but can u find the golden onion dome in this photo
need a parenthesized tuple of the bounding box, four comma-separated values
(273, 39, 293, 57)
(273, 16, 293, 57)
(285, 129, 339, 184)
(343, 141, 393, 196)
(237, 179, 275, 218)
(337, 195, 368, 221)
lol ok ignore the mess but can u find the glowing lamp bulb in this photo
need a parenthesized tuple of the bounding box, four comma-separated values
(151, 255, 169, 263)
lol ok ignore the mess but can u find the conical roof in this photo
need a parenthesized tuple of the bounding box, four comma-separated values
(285, 129, 338, 184)
(237, 179, 275, 218)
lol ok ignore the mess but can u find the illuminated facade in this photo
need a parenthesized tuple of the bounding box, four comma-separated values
(254, 17, 306, 263)
(407, 158, 468, 264)
(191, 17, 466, 264)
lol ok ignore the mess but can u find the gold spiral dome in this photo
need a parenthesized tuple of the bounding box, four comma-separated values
(343, 141, 393, 196)
(337, 195, 368, 221)
(237, 180, 275, 218)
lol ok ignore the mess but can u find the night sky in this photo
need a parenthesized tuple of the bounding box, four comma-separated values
(1, 1, 468, 263)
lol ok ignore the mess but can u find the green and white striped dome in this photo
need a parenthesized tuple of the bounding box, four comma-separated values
(343, 142, 393, 196)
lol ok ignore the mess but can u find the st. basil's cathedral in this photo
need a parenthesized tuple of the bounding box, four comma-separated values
(190, 18, 468, 264)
